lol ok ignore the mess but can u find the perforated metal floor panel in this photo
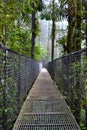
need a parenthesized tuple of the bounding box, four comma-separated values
(13, 69, 80, 130)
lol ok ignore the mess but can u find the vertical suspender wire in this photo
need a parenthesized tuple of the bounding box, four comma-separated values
(17, 0, 21, 110)
(84, 0, 87, 57)
(84, 1, 87, 127)
(17, 0, 21, 53)
(2, 0, 7, 129)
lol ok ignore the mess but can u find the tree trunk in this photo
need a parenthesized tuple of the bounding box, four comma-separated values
(31, 2, 36, 59)
(75, 0, 82, 51)
(51, 0, 55, 62)
(67, 2, 73, 53)
(74, 2, 82, 123)
(51, 0, 56, 80)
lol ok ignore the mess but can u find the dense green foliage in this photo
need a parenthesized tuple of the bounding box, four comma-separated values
(0, 0, 87, 130)
(57, 1, 87, 129)
(0, 0, 47, 61)
(42, 0, 87, 129)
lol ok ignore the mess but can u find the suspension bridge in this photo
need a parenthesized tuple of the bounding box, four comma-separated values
(0, 44, 87, 129)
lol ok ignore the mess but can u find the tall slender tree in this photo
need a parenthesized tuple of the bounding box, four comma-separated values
(51, 0, 56, 62)
(31, 1, 36, 59)
(31, 0, 43, 59)
(75, 0, 82, 51)
(58, 0, 83, 125)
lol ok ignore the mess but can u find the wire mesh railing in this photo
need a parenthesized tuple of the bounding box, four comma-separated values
(46, 48, 87, 129)
(13, 69, 80, 130)
(0, 44, 41, 130)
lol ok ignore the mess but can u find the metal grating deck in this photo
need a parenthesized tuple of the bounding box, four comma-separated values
(13, 69, 80, 130)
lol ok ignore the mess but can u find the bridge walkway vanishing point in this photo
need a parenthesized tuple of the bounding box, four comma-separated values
(13, 68, 80, 130)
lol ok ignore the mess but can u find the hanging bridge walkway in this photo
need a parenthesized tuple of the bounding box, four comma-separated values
(13, 68, 80, 130)
(1, 44, 87, 130)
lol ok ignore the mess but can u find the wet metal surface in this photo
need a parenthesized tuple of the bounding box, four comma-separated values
(13, 69, 80, 130)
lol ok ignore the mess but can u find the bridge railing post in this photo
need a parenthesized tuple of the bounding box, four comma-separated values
(46, 47, 87, 128)
(2, 47, 7, 130)
(0, 44, 40, 130)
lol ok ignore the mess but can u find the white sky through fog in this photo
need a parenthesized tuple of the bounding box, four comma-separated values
(40, 0, 68, 45)
(37, 0, 68, 59)
(44, 0, 59, 5)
